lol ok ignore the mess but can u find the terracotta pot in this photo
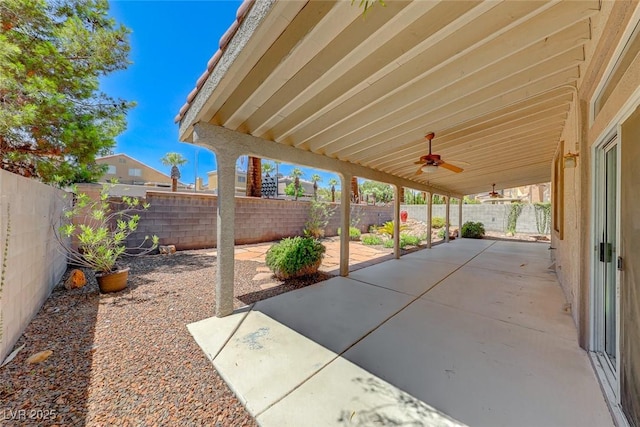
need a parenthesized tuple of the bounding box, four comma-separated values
(96, 267, 130, 293)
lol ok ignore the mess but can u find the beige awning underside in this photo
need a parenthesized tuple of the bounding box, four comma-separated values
(179, 0, 600, 196)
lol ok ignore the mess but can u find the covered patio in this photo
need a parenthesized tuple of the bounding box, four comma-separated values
(189, 238, 612, 426)
(174, 0, 634, 424)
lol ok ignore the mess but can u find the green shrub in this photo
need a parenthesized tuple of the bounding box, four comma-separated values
(437, 228, 446, 239)
(400, 234, 420, 247)
(461, 221, 485, 239)
(382, 234, 419, 249)
(304, 200, 335, 238)
(265, 237, 326, 280)
(337, 226, 362, 241)
(362, 234, 383, 245)
(431, 217, 445, 229)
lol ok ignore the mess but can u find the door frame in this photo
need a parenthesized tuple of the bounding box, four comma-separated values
(589, 128, 629, 426)
(590, 132, 621, 388)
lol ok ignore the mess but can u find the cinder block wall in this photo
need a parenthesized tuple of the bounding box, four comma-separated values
(129, 192, 394, 250)
(0, 170, 68, 360)
(401, 204, 544, 233)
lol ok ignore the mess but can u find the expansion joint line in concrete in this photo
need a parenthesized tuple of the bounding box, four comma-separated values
(254, 241, 497, 417)
(211, 306, 253, 362)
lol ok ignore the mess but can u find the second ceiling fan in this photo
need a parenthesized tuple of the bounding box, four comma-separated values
(414, 132, 463, 175)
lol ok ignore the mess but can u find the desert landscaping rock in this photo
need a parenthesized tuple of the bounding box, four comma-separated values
(0, 249, 333, 426)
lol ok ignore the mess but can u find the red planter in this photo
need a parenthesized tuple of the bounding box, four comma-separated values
(400, 210, 408, 223)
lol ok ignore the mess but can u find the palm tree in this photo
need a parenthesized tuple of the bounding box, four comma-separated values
(311, 174, 322, 200)
(274, 160, 281, 197)
(246, 156, 262, 197)
(351, 176, 359, 203)
(160, 152, 187, 192)
(262, 161, 274, 176)
(328, 178, 338, 203)
(290, 167, 303, 200)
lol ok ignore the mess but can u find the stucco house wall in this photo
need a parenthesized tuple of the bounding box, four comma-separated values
(551, 2, 640, 424)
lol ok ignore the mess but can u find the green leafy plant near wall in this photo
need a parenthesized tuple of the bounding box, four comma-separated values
(505, 203, 524, 236)
(377, 221, 408, 237)
(533, 202, 551, 234)
(431, 217, 445, 229)
(337, 226, 361, 241)
(303, 200, 335, 238)
(0, 203, 10, 345)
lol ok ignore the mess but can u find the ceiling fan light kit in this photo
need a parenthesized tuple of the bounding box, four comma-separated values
(421, 163, 439, 173)
(414, 132, 464, 175)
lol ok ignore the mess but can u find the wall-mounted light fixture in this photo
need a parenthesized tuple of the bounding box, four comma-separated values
(563, 151, 579, 169)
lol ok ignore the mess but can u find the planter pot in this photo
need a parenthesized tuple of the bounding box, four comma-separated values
(96, 267, 130, 293)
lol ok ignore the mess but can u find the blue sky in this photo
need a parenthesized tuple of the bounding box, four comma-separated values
(102, 0, 342, 189)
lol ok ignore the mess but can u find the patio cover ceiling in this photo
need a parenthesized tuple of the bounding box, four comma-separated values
(177, 0, 600, 196)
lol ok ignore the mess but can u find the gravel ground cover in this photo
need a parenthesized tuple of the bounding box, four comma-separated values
(0, 250, 330, 426)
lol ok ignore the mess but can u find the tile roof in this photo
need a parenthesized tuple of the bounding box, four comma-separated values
(174, 0, 255, 124)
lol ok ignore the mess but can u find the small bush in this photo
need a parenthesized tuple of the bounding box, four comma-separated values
(437, 228, 445, 238)
(362, 234, 383, 245)
(382, 234, 419, 249)
(431, 217, 445, 229)
(461, 221, 485, 239)
(265, 237, 326, 280)
(337, 226, 362, 241)
(304, 200, 335, 238)
(400, 234, 420, 247)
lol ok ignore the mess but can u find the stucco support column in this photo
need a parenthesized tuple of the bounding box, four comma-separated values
(458, 198, 463, 238)
(445, 196, 451, 243)
(340, 173, 351, 277)
(393, 185, 400, 259)
(215, 150, 238, 317)
(426, 192, 433, 249)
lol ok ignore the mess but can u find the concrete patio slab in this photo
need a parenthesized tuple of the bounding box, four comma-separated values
(480, 240, 551, 259)
(402, 238, 494, 264)
(253, 277, 414, 354)
(466, 249, 554, 278)
(257, 356, 466, 427)
(349, 257, 459, 296)
(191, 239, 614, 427)
(213, 310, 336, 415)
(343, 298, 612, 427)
(187, 308, 250, 361)
(423, 265, 576, 341)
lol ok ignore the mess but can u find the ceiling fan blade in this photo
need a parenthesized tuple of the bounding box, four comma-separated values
(415, 166, 424, 175)
(439, 161, 464, 173)
(414, 160, 423, 164)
